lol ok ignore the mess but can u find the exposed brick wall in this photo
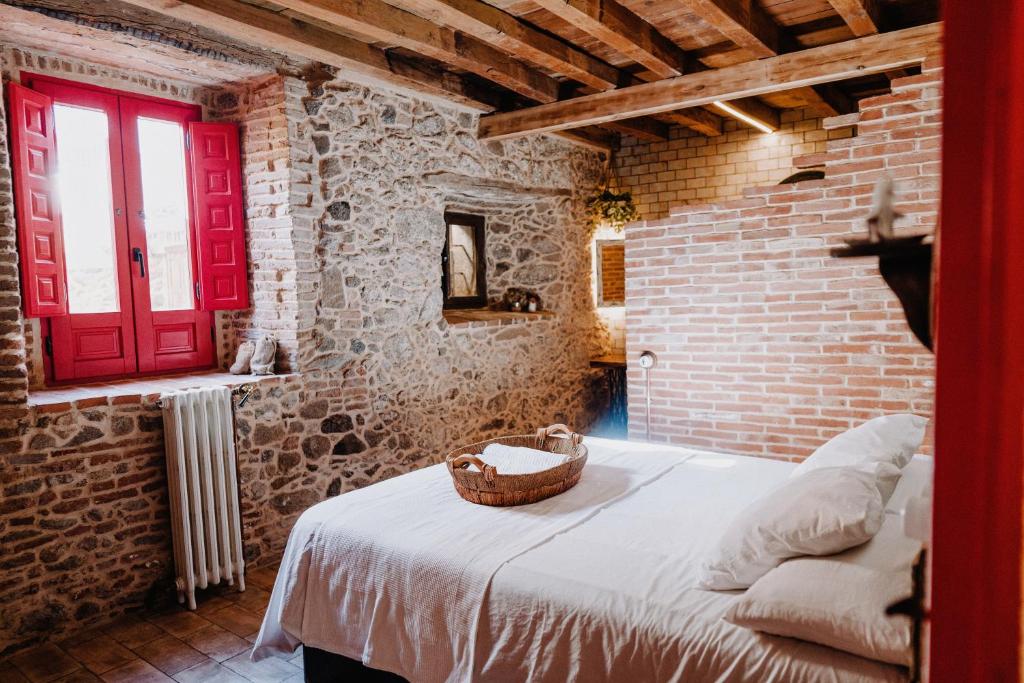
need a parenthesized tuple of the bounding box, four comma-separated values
(625, 64, 941, 459)
(205, 75, 306, 372)
(615, 108, 853, 220)
(0, 62, 31, 447)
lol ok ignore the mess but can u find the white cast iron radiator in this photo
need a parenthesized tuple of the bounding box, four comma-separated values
(161, 386, 246, 609)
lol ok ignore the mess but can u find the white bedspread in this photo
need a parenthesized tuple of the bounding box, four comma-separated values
(253, 438, 910, 683)
(253, 439, 684, 681)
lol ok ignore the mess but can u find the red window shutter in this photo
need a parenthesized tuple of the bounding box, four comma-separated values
(188, 121, 249, 311)
(7, 82, 68, 317)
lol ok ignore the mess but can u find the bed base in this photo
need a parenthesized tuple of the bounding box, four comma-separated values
(303, 646, 409, 683)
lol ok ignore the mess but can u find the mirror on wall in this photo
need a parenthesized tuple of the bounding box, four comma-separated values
(595, 239, 625, 307)
(442, 212, 487, 309)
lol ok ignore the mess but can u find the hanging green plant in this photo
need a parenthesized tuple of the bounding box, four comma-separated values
(587, 189, 640, 231)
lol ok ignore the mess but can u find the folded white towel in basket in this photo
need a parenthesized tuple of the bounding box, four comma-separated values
(479, 443, 571, 475)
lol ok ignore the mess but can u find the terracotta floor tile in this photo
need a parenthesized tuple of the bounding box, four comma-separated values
(0, 660, 32, 682)
(246, 567, 279, 592)
(131, 636, 206, 677)
(10, 644, 82, 683)
(54, 671, 102, 683)
(171, 659, 249, 683)
(102, 617, 165, 650)
(100, 659, 173, 683)
(232, 588, 271, 615)
(182, 625, 249, 663)
(145, 610, 211, 640)
(58, 627, 108, 649)
(221, 652, 300, 683)
(204, 605, 262, 639)
(194, 596, 233, 617)
(63, 636, 136, 675)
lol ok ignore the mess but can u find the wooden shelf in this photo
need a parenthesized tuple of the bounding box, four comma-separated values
(590, 353, 626, 368)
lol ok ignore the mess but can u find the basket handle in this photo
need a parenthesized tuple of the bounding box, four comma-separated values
(535, 424, 583, 448)
(450, 454, 498, 482)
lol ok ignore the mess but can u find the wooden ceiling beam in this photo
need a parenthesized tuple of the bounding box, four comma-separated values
(385, 0, 622, 91)
(529, 0, 691, 78)
(809, 83, 857, 115)
(273, 0, 558, 102)
(679, 0, 780, 58)
(711, 97, 780, 128)
(118, 0, 496, 110)
(478, 23, 942, 139)
(827, 0, 881, 37)
(679, 2, 848, 120)
(555, 127, 618, 151)
(602, 117, 670, 142)
(659, 109, 723, 136)
(387, 0, 728, 137)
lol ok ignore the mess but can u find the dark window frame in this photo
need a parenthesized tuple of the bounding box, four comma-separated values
(442, 212, 488, 309)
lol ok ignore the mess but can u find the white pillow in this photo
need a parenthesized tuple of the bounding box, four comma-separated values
(724, 516, 921, 666)
(791, 414, 928, 479)
(853, 460, 903, 504)
(699, 467, 885, 590)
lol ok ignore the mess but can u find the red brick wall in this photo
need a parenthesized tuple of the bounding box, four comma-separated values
(615, 108, 851, 219)
(625, 64, 941, 459)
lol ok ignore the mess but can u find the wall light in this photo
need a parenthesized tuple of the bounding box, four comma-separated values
(711, 101, 777, 134)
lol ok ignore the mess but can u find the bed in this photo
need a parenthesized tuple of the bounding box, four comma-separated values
(252, 437, 929, 683)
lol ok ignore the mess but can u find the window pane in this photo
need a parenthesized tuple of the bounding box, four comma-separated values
(137, 117, 193, 312)
(53, 105, 119, 314)
(448, 224, 478, 297)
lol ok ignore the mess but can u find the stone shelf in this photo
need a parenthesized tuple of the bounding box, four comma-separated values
(443, 309, 555, 328)
(28, 371, 292, 410)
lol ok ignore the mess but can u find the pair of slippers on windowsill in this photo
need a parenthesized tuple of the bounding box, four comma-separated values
(230, 335, 277, 376)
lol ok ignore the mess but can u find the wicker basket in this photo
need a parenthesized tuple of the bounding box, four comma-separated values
(445, 424, 588, 506)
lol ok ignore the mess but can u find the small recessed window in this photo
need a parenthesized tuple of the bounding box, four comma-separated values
(595, 239, 625, 307)
(442, 212, 487, 309)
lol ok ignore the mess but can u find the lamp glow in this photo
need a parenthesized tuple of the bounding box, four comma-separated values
(712, 101, 777, 134)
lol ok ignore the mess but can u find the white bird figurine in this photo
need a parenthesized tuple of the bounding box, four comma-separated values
(866, 175, 903, 242)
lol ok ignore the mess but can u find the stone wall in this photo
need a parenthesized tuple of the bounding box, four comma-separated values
(624, 64, 941, 459)
(0, 45, 609, 654)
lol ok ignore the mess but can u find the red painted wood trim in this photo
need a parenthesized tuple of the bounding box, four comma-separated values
(931, 0, 1024, 678)
(118, 96, 213, 374)
(21, 73, 203, 113)
(29, 79, 139, 380)
(189, 121, 250, 312)
(6, 82, 68, 317)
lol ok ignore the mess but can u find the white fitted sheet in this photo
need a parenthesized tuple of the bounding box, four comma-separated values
(253, 438, 910, 683)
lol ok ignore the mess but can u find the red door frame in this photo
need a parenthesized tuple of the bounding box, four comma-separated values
(931, 1, 1024, 679)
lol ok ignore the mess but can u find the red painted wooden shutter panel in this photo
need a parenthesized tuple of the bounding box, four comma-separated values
(7, 82, 68, 317)
(188, 121, 249, 311)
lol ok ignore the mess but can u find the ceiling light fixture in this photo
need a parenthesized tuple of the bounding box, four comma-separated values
(711, 101, 777, 134)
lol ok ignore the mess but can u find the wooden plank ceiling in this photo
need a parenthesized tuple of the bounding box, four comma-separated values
(110, 0, 939, 149)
